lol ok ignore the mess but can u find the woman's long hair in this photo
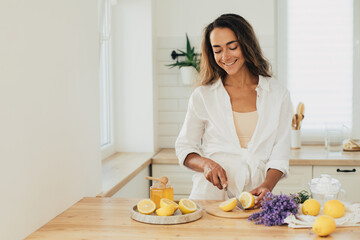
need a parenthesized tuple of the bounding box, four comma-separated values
(199, 13, 272, 86)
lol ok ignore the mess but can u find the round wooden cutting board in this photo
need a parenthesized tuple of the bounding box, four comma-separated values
(204, 201, 260, 219)
(131, 203, 203, 225)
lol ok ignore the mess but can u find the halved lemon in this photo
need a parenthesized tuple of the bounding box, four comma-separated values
(137, 199, 156, 215)
(156, 204, 176, 216)
(239, 192, 255, 209)
(160, 198, 179, 211)
(219, 198, 237, 212)
(179, 198, 197, 214)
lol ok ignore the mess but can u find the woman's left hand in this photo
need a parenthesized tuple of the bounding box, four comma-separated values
(249, 186, 271, 209)
(250, 169, 283, 208)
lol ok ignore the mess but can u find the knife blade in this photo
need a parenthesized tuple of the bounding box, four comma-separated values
(224, 186, 244, 210)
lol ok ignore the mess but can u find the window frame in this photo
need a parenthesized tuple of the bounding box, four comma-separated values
(276, 0, 360, 143)
(99, 0, 115, 159)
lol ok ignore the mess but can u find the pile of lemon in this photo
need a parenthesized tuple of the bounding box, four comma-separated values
(137, 198, 197, 216)
(219, 192, 255, 212)
(302, 198, 346, 237)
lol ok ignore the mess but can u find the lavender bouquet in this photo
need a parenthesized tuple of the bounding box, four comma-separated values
(248, 192, 299, 226)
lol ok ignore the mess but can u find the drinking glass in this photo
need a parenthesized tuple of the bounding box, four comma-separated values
(325, 123, 344, 153)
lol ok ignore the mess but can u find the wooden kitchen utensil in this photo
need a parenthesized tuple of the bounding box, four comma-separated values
(146, 176, 168, 185)
(295, 102, 305, 130)
(203, 201, 259, 219)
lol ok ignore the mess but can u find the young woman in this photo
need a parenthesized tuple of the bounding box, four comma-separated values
(175, 14, 292, 208)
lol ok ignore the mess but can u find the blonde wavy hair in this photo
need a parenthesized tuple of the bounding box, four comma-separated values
(198, 14, 272, 86)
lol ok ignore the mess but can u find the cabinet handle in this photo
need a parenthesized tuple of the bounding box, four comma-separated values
(336, 168, 356, 173)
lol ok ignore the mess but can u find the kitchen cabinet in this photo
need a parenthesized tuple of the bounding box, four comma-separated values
(152, 164, 360, 202)
(272, 166, 312, 195)
(151, 148, 360, 201)
(313, 166, 360, 202)
(152, 164, 360, 203)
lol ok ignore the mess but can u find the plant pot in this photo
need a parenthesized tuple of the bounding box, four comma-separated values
(180, 66, 198, 85)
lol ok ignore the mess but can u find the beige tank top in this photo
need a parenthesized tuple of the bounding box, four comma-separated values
(232, 111, 258, 148)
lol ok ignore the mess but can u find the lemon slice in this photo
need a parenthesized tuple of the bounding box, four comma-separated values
(156, 204, 176, 216)
(137, 199, 156, 215)
(219, 198, 237, 212)
(160, 198, 179, 211)
(239, 192, 255, 209)
(179, 198, 197, 214)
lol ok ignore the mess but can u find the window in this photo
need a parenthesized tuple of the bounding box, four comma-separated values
(278, 0, 358, 142)
(99, 0, 114, 152)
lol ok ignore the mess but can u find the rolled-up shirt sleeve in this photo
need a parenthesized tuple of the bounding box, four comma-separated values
(265, 91, 293, 177)
(175, 90, 205, 170)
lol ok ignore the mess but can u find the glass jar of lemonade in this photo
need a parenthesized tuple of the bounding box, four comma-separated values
(150, 181, 174, 209)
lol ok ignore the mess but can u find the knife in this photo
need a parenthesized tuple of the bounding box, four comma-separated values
(224, 186, 244, 210)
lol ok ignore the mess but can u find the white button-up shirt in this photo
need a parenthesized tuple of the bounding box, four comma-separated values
(175, 76, 293, 200)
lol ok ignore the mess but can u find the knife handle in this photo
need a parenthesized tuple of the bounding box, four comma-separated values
(217, 176, 227, 188)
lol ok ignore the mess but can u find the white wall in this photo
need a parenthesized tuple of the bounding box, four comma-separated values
(0, 1, 102, 239)
(154, 0, 276, 148)
(155, 0, 275, 37)
(113, 0, 156, 152)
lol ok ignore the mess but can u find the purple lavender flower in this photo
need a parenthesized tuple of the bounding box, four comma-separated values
(248, 192, 299, 226)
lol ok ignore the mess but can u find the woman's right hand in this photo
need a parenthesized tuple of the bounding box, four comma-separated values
(202, 158, 228, 190)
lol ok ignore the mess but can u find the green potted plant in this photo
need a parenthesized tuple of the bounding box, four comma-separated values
(166, 34, 200, 85)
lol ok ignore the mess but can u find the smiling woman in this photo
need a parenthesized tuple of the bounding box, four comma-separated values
(210, 28, 246, 77)
(175, 13, 292, 207)
(199, 14, 272, 86)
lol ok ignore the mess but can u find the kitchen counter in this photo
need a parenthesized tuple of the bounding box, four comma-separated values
(98, 146, 360, 197)
(98, 152, 154, 197)
(26, 197, 360, 239)
(152, 146, 360, 166)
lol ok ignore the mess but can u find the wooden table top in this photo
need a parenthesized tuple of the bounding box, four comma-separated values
(26, 197, 360, 240)
(152, 147, 360, 166)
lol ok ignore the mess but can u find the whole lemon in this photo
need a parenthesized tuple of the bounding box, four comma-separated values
(323, 199, 345, 218)
(302, 199, 321, 216)
(312, 215, 336, 237)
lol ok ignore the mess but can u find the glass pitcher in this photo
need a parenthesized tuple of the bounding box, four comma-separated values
(308, 174, 346, 205)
